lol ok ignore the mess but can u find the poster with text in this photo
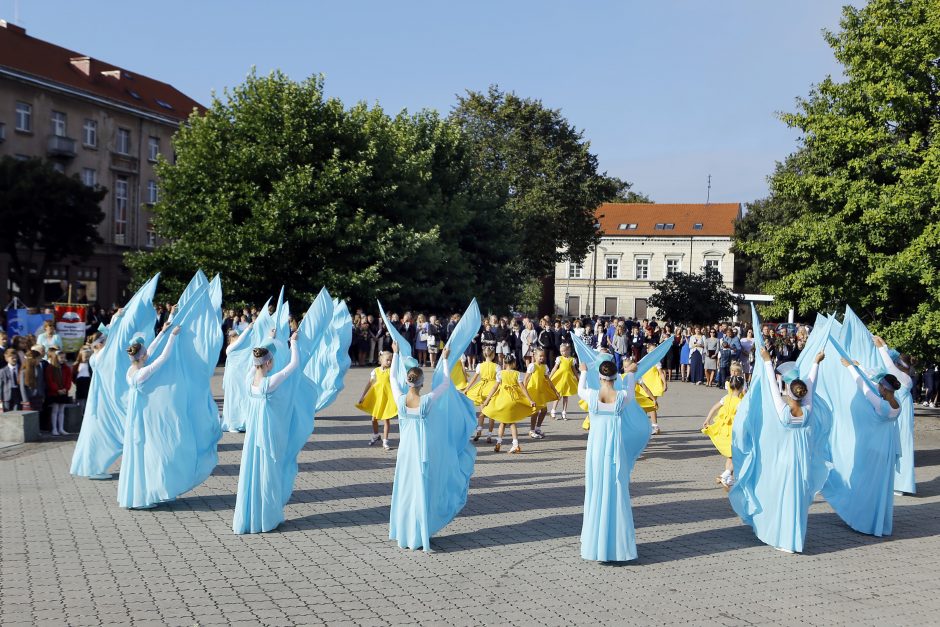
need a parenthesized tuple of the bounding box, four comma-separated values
(55, 304, 88, 353)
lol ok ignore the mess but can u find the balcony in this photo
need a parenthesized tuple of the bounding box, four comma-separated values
(110, 152, 139, 174)
(47, 134, 77, 158)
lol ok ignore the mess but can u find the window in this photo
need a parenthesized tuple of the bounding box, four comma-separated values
(663, 223, 675, 230)
(666, 258, 681, 276)
(81, 168, 97, 187)
(693, 223, 703, 230)
(51, 111, 67, 137)
(15, 102, 32, 132)
(704, 258, 720, 272)
(146, 219, 156, 248)
(116, 128, 131, 154)
(568, 261, 583, 279)
(635, 257, 649, 280)
(604, 297, 618, 316)
(605, 258, 619, 279)
(148, 136, 160, 161)
(156, 99, 174, 110)
(114, 176, 129, 241)
(83, 119, 97, 147)
(617, 223, 638, 230)
(147, 180, 159, 204)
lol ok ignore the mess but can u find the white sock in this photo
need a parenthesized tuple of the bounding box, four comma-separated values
(720, 469, 731, 479)
(512, 439, 519, 446)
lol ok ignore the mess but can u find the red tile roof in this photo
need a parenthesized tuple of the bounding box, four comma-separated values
(0, 21, 203, 123)
(597, 202, 740, 237)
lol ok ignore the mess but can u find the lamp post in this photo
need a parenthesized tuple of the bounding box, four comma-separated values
(590, 215, 603, 316)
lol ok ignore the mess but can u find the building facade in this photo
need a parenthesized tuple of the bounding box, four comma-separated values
(553, 202, 741, 320)
(0, 20, 202, 307)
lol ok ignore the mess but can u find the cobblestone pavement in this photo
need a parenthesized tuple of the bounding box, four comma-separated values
(2, 367, 940, 626)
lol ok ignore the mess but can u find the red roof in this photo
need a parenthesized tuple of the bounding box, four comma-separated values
(597, 202, 740, 237)
(0, 21, 203, 122)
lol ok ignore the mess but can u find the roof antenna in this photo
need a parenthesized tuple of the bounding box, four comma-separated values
(705, 174, 712, 205)
(13, 0, 20, 25)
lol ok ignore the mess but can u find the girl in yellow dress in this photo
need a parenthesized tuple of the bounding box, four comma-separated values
(526, 348, 561, 439)
(464, 347, 500, 442)
(702, 374, 746, 490)
(481, 354, 537, 454)
(636, 343, 668, 434)
(549, 343, 579, 421)
(356, 351, 397, 451)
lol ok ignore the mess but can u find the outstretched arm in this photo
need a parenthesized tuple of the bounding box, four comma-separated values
(267, 335, 300, 393)
(577, 366, 590, 401)
(389, 351, 404, 404)
(761, 352, 787, 419)
(843, 358, 900, 419)
(875, 340, 913, 389)
(226, 323, 253, 355)
(137, 327, 179, 384)
(428, 352, 451, 401)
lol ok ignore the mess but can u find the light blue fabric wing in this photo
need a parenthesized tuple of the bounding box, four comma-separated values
(729, 304, 765, 524)
(304, 297, 353, 414)
(636, 338, 674, 378)
(222, 297, 272, 432)
(209, 274, 223, 322)
(431, 299, 481, 388)
(379, 301, 412, 389)
(571, 332, 620, 392)
(123, 284, 220, 503)
(820, 332, 900, 536)
(176, 270, 208, 312)
(70, 273, 159, 477)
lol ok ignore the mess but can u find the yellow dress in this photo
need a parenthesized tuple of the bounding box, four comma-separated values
(482, 370, 534, 424)
(526, 363, 558, 409)
(702, 390, 743, 458)
(642, 366, 665, 397)
(550, 356, 579, 397)
(451, 361, 468, 391)
(465, 361, 499, 405)
(355, 367, 398, 421)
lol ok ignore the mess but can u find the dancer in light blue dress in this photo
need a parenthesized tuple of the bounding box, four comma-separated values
(117, 282, 222, 509)
(874, 338, 915, 495)
(578, 337, 674, 562)
(232, 291, 333, 534)
(819, 333, 901, 537)
(70, 273, 159, 480)
(729, 306, 832, 553)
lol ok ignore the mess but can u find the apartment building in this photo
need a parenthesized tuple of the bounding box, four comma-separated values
(0, 20, 202, 306)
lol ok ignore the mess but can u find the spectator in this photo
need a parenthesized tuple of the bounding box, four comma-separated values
(18, 349, 45, 411)
(73, 347, 93, 409)
(1, 348, 22, 411)
(37, 320, 63, 353)
(44, 348, 73, 435)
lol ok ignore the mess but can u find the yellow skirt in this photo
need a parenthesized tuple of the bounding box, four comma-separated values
(702, 397, 740, 458)
(482, 385, 533, 424)
(466, 378, 497, 406)
(451, 362, 468, 391)
(527, 370, 559, 409)
(551, 367, 578, 397)
(635, 387, 658, 413)
(642, 367, 665, 397)
(355, 381, 397, 421)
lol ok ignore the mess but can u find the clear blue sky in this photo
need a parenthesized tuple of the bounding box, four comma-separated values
(7, 0, 862, 204)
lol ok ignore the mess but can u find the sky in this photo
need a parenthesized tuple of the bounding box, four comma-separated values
(7, 0, 863, 204)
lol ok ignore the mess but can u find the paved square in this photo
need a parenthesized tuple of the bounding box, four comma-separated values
(2, 368, 939, 626)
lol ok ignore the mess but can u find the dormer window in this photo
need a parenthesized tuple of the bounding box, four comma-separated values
(693, 223, 703, 230)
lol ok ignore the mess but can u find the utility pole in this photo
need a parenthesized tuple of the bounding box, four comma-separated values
(706, 174, 712, 205)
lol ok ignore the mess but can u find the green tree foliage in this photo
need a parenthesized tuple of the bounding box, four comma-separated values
(737, 0, 940, 357)
(127, 71, 519, 312)
(0, 157, 105, 304)
(451, 86, 630, 278)
(648, 269, 740, 324)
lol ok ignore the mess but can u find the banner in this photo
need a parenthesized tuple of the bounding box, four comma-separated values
(5, 309, 53, 338)
(55, 304, 88, 353)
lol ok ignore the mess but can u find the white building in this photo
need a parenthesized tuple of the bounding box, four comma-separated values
(554, 202, 741, 319)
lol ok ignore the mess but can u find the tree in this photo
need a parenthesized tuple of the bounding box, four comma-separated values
(610, 187, 653, 204)
(0, 157, 105, 304)
(648, 269, 740, 324)
(451, 86, 628, 279)
(127, 71, 519, 313)
(736, 0, 940, 357)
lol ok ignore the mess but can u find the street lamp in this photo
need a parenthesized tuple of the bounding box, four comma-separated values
(590, 215, 603, 316)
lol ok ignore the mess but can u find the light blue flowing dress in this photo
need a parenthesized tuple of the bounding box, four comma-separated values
(232, 291, 333, 534)
(819, 335, 900, 537)
(117, 284, 222, 509)
(304, 298, 353, 414)
(577, 337, 673, 562)
(222, 299, 273, 432)
(579, 373, 644, 562)
(383, 298, 480, 552)
(729, 307, 832, 553)
(70, 273, 159, 478)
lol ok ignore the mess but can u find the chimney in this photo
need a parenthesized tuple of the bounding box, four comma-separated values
(70, 56, 92, 76)
(0, 19, 26, 35)
(100, 69, 121, 79)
